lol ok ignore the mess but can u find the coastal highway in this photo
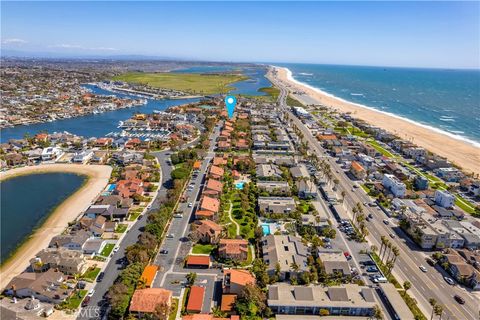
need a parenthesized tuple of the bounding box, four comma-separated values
(272, 75, 479, 320)
(79, 126, 206, 320)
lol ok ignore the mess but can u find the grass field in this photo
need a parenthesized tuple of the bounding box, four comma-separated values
(113, 72, 248, 94)
(115, 223, 128, 233)
(192, 244, 215, 255)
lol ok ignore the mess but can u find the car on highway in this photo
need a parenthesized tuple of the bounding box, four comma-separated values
(174, 213, 183, 218)
(419, 265, 427, 273)
(454, 295, 465, 304)
(389, 233, 396, 239)
(81, 296, 91, 307)
(166, 233, 175, 238)
(343, 252, 351, 260)
(368, 213, 373, 219)
(160, 249, 168, 254)
(444, 277, 455, 285)
(383, 219, 390, 225)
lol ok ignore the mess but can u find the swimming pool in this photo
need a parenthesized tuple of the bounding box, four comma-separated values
(106, 183, 116, 192)
(235, 181, 245, 190)
(261, 224, 271, 236)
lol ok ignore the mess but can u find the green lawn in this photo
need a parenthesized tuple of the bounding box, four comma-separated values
(62, 289, 87, 310)
(115, 224, 128, 233)
(169, 298, 179, 320)
(81, 267, 101, 282)
(112, 72, 248, 95)
(128, 208, 144, 221)
(360, 184, 370, 194)
(192, 244, 215, 255)
(100, 243, 115, 257)
(367, 140, 396, 158)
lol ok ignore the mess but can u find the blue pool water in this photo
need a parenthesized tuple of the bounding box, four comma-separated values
(107, 184, 116, 192)
(262, 224, 271, 236)
(235, 182, 245, 190)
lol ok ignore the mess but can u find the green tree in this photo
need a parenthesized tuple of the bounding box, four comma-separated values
(186, 272, 197, 286)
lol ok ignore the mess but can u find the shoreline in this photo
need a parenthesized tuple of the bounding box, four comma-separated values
(269, 66, 480, 176)
(0, 164, 112, 290)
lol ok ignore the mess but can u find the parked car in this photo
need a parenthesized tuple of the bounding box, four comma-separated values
(87, 289, 95, 297)
(113, 247, 119, 253)
(82, 296, 91, 307)
(160, 249, 168, 254)
(366, 266, 379, 273)
(383, 219, 390, 225)
(372, 276, 388, 283)
(188, 202, 193, 208)
(454, 295, 465, 304)
(96, 272, 105, 283)
(426, 257, 435, 266)
(166, 233, 175, 238)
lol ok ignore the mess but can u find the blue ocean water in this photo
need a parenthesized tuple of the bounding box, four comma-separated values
(0, 173, 86, 263)
(278, 63, 480, 145)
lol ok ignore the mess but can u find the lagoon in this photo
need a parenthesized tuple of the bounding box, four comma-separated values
(0, 172, 86, 263)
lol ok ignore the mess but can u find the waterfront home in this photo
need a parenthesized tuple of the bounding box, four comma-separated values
(267, 283, 376, 317)
(115, 178, 144, 199)
(194, 220, 223, 244)
(30, 248, 87, 275)
(258, 197, 296, 215)
(434, 189, 455, 208)
(261, 235, 308, 280)
(84, 204, 129, 220)
(72, 150, 93, 164)
(317, 250, 351, 276)
(129, 288, 172, 316)
(95, 194, 132, 208)
(49, 229, 92, 251)
(4, 269, 73, 304)
(0, 297, 54, 319)
(218, 239, 249, 261)
(4, 153, 24, 166)
(41, 147, 62, 161)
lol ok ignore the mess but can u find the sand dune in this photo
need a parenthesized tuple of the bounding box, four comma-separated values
(0, 164, 112, 289)
(270, 66, 480, 176)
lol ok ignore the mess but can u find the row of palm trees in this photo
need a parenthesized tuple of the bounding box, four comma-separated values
(379, 235, 400, 277)
(352, 202, 369, 241)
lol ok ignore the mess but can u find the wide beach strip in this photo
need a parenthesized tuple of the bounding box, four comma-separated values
(270, 66, 480, 176)
(0, 164, 112, 289)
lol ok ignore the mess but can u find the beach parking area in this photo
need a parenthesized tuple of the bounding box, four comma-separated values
(0, 164, 112, 289)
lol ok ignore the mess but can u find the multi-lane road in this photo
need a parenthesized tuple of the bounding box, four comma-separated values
(272, 75, 479, 320)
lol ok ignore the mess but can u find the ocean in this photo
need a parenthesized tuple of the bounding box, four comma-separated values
(0, 172, 86, 263)
(277, 63, 480, 146)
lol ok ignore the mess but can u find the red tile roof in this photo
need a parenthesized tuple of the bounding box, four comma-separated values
(129, 288, 172, 313)
(186, 255, 211, 266)
(210, 166, 225, 177)
(206, 179, 223, 193)
(187, 286, 205, 312)
(224, 269, 255, 286)
(200, 196, 220, 213)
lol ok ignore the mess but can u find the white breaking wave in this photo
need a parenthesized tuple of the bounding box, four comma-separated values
(274, 65, 480, 149)
(299, 72, 313, 76)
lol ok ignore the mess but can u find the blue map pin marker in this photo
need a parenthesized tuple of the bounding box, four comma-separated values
(225, 95, 236, 119)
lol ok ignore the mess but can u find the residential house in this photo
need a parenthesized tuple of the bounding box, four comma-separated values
(257, 181, 290, 196)
(194, 220, 223, 244)
(218, 239, 249, 261)
(256, 164, 282, 179)
(197, 196, 220, 220)
(267, 283, 376, 317)
(30, 248, 87, 275)
(186, 286, 205, 313)
(129, 288, 172, 315)
(223, 269, 255, 295)
(296, 180, 317, 199)
(5, 269, 73, 304)
(41, 147, 62, 161)
(258, 197, 296, 215)
(290, 165, 310, 180)
(209, 165, 224, 180)
(262, 235, 308, 280)
(350, 161, 367, 180)
(382, 174, 406, 198)
(318, 250, 351, 276)
(434, 190, 455, 208)
(185, 256, 211, 269)
(49, 230, 92, 251)
(204, 179, 223, 198)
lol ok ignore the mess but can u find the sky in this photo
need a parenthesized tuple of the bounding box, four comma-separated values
(1, 1, 479, 69)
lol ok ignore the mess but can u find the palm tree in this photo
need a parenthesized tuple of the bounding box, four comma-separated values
(381, 240, 391, 263)
(403, 281, 412, 292)
(379, 236, 387, 258)
(434, 304, 443, 320)
(429, 298, 437, 320)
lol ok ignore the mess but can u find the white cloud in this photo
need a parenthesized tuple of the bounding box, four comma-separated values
(2, 38, 27, 45)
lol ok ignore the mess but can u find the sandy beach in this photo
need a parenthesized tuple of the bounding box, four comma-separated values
(269, 66, 480, 176)
(0, 164, 112, 290)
